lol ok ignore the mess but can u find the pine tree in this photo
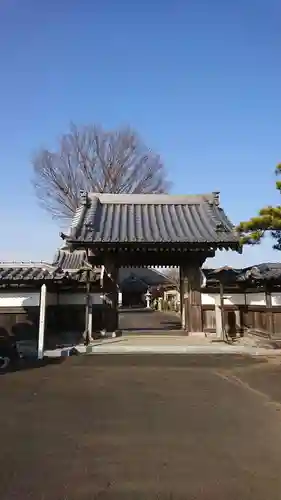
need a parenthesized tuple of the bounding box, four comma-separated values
(237, 164, 281, 250)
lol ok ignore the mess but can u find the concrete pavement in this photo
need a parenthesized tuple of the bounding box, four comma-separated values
(2, 354, 281, 499)
(45, 334, 281, 358)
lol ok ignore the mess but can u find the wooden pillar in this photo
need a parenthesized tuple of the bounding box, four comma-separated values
(179, 263, 203, 333)
(179, 266, 188, 330)
(219, 282, 226, 341)
(265, 288, 273, 337)
(38, 283, 47, 359)
(215, 296, 222, 338)
(104, 258, 119, 332)
(239, 290, 247, 337)
(111, 265, 119, 331)
(187, 266, 203, 333)
(83, 278, 94, 344)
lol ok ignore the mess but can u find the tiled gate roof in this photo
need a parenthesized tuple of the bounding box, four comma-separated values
(66, 192, 240, 249)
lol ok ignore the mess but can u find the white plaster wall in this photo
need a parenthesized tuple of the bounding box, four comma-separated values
(246, 293, 266, 306)
(201, 293, 245, 305)
(0, 289, 272, 309)
(201, 293, 216, 305)
(0, 292, 40, 307)
(58, 293, 103, 305)
(270, 293, 281, 306)
(223, 294, 245, 306)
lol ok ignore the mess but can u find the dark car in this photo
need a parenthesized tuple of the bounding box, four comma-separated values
(0, 337, 20, 369)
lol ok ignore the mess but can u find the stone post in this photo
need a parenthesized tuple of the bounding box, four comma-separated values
(38, 283, 47, 359)
(118, 291, 123, 307)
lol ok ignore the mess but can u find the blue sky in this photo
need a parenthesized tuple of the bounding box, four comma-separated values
(1, 0, 281, 267)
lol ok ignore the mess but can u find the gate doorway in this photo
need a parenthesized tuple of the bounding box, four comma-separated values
(119, 267, 172, 309)
(119, 307, 182, 335)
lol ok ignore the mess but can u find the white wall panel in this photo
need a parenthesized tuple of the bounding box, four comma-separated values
(270, 293, 281, 306)
(201, 293, 216, 305)
(0, 292, 40, 307)
(223, 294, 245, 306)
(0, 288, 270, 309)
(246, 293, 266, 306)
(201, 293, 245, 305)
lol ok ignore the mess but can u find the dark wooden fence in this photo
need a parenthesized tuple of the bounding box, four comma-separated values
(0, 304, 110, 343)
(202, 304, 281, 339)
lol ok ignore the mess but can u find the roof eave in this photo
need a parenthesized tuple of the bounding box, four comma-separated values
(65, 238, 241, 250)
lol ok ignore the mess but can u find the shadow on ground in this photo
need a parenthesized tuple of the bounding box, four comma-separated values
(1, 353, 281, 500)
(119, 307, 155, 313)
(122, 322, 182, 332)
(68, 353, 265, 369)
(0, 357, 65, 375)
(119, 308, 181, 332)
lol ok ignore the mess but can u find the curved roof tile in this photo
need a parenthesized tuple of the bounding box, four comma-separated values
(66, 192, 240, 250)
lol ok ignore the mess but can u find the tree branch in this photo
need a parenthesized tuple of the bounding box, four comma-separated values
(237, 164, 281, 248)
(32, 123, 171, 223)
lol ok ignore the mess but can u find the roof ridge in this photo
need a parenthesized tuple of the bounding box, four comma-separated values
(0, 261, 53, 268)
(147, 267, 176, 282)
(86, 192, 219, 205)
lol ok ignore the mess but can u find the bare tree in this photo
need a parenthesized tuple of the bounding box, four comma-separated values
(32, 123, 170, 222)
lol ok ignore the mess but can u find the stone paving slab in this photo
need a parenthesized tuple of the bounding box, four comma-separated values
(44, 335, 281, 358)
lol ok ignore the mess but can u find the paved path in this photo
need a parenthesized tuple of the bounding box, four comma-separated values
(2, 354, 281, 499)
(119, 307, 181, 334)
(45, 338, 281, 357)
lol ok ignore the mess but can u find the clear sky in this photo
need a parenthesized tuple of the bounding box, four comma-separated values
(1, 0, 281, 268)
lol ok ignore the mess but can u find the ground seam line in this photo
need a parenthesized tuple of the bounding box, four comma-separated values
(215, 370, 281, 410)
